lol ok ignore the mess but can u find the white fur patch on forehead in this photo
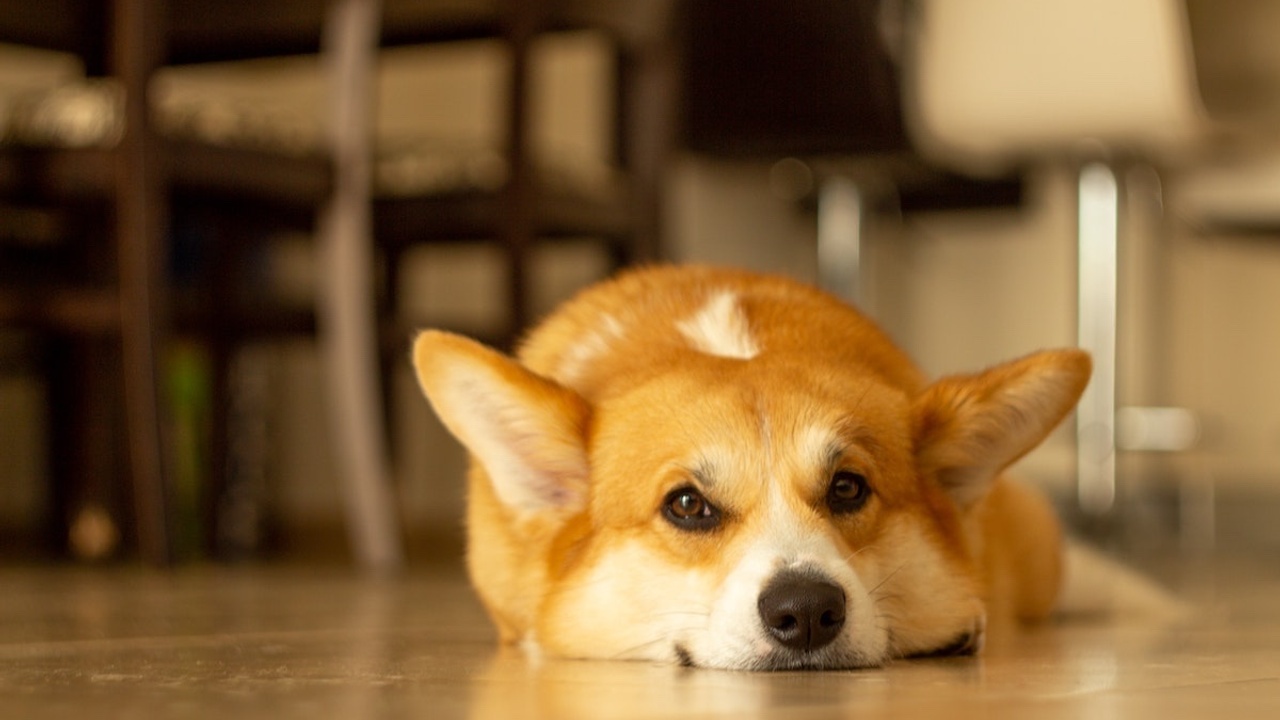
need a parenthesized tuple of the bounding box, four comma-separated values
(676, 291, 760, 360)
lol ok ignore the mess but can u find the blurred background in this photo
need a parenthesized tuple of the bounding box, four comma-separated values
(2, 0, 1279, 570)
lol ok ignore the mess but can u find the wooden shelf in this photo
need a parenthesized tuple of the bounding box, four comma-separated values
(0, 286, 119, 333)
(0, 0, 668, 67)
(0, 140, 331, 208)
(375, 184, 633, 247)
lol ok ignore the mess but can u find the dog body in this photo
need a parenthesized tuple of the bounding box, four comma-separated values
(413, 266, 1090, 670)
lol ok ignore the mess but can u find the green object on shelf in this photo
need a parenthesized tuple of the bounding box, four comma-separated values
(167, 341, 210, 561)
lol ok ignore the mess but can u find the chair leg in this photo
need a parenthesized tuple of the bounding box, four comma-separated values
(1076, 162, 1120, 516)
(1077, 165, 1206, 539)
(319, 0, 403, 573)
(113, 0, 173, 565)
(502, 1, 539, 340)
(817, 176, 867, 308)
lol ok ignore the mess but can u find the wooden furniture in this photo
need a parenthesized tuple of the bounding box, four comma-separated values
(0, 0, 673, 566)
(0, 0, 335, 566)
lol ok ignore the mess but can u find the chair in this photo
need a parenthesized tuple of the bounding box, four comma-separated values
(675, 0, 1022, 308)
(155, 0, 673, 360)
(902, 0, 1213, 523)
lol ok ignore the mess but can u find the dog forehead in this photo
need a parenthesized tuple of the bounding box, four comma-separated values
(588, 372, 910, 509)
(590, 377, 767, 488)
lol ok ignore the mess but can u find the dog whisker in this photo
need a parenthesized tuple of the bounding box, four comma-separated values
(608, 627, 705, 661)
(533, 575, 617, 601)
(841, 543, 877, 565)
(650, 609, 711, 619)
(849, 383, 873, 415)
(866, 562, 907, 599)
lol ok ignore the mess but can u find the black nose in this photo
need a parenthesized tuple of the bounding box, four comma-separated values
(757, 570, 847, 653)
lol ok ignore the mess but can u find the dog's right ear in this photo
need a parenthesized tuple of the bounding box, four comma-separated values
(412, 330, 590, 516)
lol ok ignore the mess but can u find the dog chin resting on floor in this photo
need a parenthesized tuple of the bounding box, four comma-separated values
(412, 265, 1093, 671)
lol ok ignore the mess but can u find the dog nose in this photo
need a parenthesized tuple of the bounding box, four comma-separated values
(757, 571, 847, 653)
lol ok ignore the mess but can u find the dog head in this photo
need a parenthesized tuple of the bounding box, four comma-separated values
(412, 271, 1089, 670)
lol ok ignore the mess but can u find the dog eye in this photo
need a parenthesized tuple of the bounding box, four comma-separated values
(827, 471, 871, 515)
(662, 487, 721, 532)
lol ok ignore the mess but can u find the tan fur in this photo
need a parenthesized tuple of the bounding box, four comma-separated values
(413, 266, 1090, 670)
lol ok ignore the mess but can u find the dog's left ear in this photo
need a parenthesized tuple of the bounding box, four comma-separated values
(912, 349, 1091, 508)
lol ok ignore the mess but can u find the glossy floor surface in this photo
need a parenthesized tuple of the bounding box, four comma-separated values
(2, 555, 1279, 719)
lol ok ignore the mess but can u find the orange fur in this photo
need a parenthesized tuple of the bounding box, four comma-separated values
(413, 266, 1090, 670)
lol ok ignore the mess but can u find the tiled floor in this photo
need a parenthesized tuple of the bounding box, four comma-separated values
(1, 555, 1278, 719)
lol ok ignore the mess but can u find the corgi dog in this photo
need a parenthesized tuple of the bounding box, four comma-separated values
(412, 265, 1091, 670)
